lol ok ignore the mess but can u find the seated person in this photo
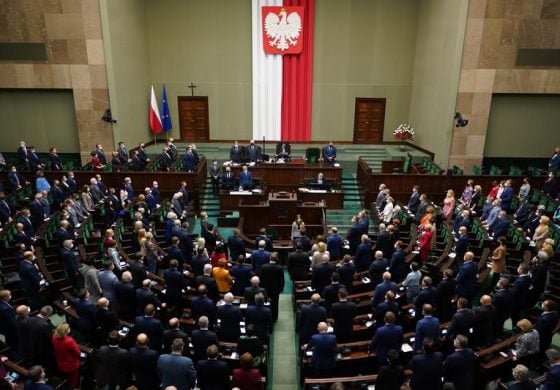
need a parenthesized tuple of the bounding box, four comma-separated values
(310, 172, 329, 190)
(239, 165, 253, 190)
(222, 166, 236, 191)
(322, 141, 337, 163)
(276, 142, 291, 160)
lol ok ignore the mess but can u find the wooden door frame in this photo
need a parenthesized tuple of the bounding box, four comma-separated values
(353, 97, 386, 144)
(177, 96, 210, 142)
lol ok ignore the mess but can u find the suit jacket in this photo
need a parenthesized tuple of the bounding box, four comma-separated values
(227, 235, 246, 261)
(512, 275, 532, 309)
(298, 304, 327, 344)
(239, 171, 253, 188)
(136, 288, 162, 313)
(375, 231, 396, 260)
(0, 199, 12, 224)
(311, 262, 336, 294)
(246, 144, 261, 162)
(129, 346, 159, 390)
(97, 345, 130, 385)
(473, 305, 495, 347)
(409, 352, 444, 390)
(191, 329, 219, 363)
(543, 364, 560, 390)
(160, 151, 173, 170)
(18, 260, 41, 298)
(166, 245, 184, 268)
(287, 250, 311, 281)
(94, 308, 118, 342)
(74, 297, 97, 335)
(375, 300, 400, 328)
(435, 278, 456, 321)
(115, 281, 137, 321)
(217, 304, 242, 342)
(370, 323, 403, 365)
(244, 286, 268, 306)
(191, 295, 217, 326)
(355, 242, 373, 271)
(376, 363, 405, 390)
(322, 145, 337, 162)
(134, 316, 164, 352)
(222, 171, 235, 189)
(414, 287, 437, 318)
(448, 309, 474, 340)
(389, 249, 407, 282)
(322, 283, 346, 314)
(8, 171, 24, 191)
(183, 152, 198, 171)
(230, 263, 252, 295)
(245, 305, 272, 341)
(128, 260, 147, 289)
(500, 187, 514, 210)
(456, 261, 478, 299)
(196, 358, 231, 390)
(492, 288, 514, 328)
(260, 262, 285, 296)
(163, 267, 184, 305)
(27, 316, 55, 367)
(229, 145, 243, 163)
(455, 233, 470, 262)
(308, 333, 337, 370)
(507, 381, 536, 390)
(0, 301, 17, 349)
(162, 328, 188, 354)
(331, 301, 357, 341)
(536, 311, 559, 352)
(195, 274, 220, 303)
(408, 192, 421, 214)
(251, 249, 270, 276)
(371, 280, 397, 307)
(338, 262, 356, 293)
(443, 348, 475, 390)
(275, 142, 291, 158)
(326, 234, 343, 260)
(415, 316, 440, 351)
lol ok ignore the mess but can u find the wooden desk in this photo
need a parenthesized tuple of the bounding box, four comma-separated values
(219, 190, 267, 214)
(298, 189, 344, 209)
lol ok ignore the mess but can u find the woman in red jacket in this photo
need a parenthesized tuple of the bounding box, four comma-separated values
(232, 353, 264, 390)
(417, 223, 434, 263)
(51, 323, 81, 389)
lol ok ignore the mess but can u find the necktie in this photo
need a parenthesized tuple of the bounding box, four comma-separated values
(15, 174, 20, 186)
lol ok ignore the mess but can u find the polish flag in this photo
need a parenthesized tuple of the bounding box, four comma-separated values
(149, 85, 163, 135)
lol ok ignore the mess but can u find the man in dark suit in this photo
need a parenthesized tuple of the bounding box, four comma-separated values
(322, 272, 345, 315)
(442, 335, 475, 390)
(388, 241, 407, 283)
(244, 276, 268, 306)
(322, 141, 337, 163)
(246, 140, 261, 162)
(369, 311, 403, 367)
(7, 166, 25, 192)
(18, 251, 42, 310)
(0, 290, 17, 350)
(94, 297, 118, 345)
(536, 300, 560, 353)
(414, 276, 437, 321)
(183, 146, 198, 172)
(294, 229, 313, 252)
(166, 236, 185, 269)
(331, 288, 357, 342)
(326, 227, 343, 261)
(163, 259, 185, 309)
(229, 141, 243, 163)
(159, 146, 173, 171)
(29, 195, 44, 231)
(448, 297, 474, 342)
(489, 211, 510, 240)
(354, 234, 373, 271)
(129, 333, 159, 390)
(116, 141, 129, 165)
(492, 277, 514, 338)
(73, 289, 97, 343)
(260, 253, 285, 322)
(239, 164, 253, 189)
(17, 141, 28, 165)
(230, 255, 252, 296)
(276, 141, 291, 159)
(287, 241, 311, 281)
(217, 293, 243, 342)
(0, 192, 12, 225)
(162, 317, 188, 354)
(136, 279, 163, 314)
(192, 284, 217, 327)
(251, 240, 271, 276)
(115, 271, 137, 322)
(338, 255, 356, 294)
(128, 258, 147, 289)
(94, 144, 106, 164)
(196, 263, 220, 303)
(456, 251, 478, 304)
(407, 185, 421, 215)
(61, 239, 80, 288)
(27, 306, 56, 373)
(543, 348, 560, 390)
(453, 209, 472, 236)
(97, 331, 130, 390)
(298, 293, 327, 345)
(130, 151, 146, 171)
(254, 228, 273, 252)
(472, 295, 495, 348)
(371, 272, 397, 308)
(512, 264, 532, 325)
(137, 142, 150, 165)
(375, 225, 396, 261)
(227, 228, 246, 261)
(221, 166, 235, 190)
(311, 254, 336, 295)
(414, 304, 440, 352)
(435, 269, 456, 322)
(134, 304, 164, 353)
(306, 321, 337, 377)
(22, 365, 52, 390)
(18, 208, 35, 237)
(191, 316, 219, 365)
(245, 292, 273, 342)
(454, 226, 470, 263)
(375, 291, 400, 329)
(196, 344, 231, 389)
(15, 305, 31, 362)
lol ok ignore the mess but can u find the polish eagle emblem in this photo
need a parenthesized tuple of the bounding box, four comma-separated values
(264, 8, 302, 52)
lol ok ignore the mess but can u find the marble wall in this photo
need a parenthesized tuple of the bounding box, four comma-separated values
(449, 0, 560, 171)
(0, 0, 113, 162)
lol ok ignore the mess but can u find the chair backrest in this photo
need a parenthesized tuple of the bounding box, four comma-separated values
(402, 154, 412, 173)
(306, 148, 320, 163)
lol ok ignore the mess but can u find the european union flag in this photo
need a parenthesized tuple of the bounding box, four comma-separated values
(161, 84, 172, 132)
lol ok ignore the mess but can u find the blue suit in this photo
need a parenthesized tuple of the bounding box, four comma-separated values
(191, 295, 216, 326)
(246, 144, 261, 162)
(183, 152, 197, 171)
(322, 145, 337, 162)
(157, 353, 196, 390)
(228, 234, 246, 261)
(355, 242, 373, 271)
(536, 311, 559, 352)
(298, 303, 327, 344)
(409, 352, 444, 390)
(415, 316, 440, 351)
(408, 192, 420, 214)
(134, 315, 164, 352)
(543, 364, 560, 390)
(230, 263, 252, 295)
(327, 233, 343, 260)
(454, 233, 469, 263)
(251, 249, 270, 276)
(443, 348, 475, 390)
(369, 323, 403, 365)
(456, 261, 478, 302)
(371, 281, 397, 307)
(239, 170, 253, 189)
(245, 304, 272, 341)
(490, 217, 510, 239)
(307, 332, 337, 375)
(500, 187, 514, 210)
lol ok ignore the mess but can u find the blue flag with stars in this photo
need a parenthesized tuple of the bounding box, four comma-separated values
(161, 84, 172, 132)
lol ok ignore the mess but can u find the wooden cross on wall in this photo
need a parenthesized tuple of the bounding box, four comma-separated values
(187, 82, 197, 96)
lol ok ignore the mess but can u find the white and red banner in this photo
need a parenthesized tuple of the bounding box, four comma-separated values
(252, 0, 314, 142)
(262, 6, 304, 54)
(149, 85, 163, 135)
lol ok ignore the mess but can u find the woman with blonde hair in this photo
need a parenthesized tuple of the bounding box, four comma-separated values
(311, 241, 329, 268)
(51, 323, 81, 389)
(104, 228, 115, 254)
(470, 185, 483, 212)
(542, 238, 555, 258)
(382, 196, 395, 224)
(533, 215, 550, 250)
(291, 214, 305, 240)
(80, 185, 94, 213)
(196, 237, 209, 258)
(417, 223, 434, 263)
(515, 319, 540, 368)
(442, 189, 455, 222)
(460, 179, 474, 205)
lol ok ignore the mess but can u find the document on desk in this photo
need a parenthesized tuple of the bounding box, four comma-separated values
(308, 189, 327, 193)
(401, 343, 413, 353)
(230, 191, 252, 195)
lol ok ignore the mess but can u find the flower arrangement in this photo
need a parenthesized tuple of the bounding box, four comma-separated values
(393, 124, 415, 140)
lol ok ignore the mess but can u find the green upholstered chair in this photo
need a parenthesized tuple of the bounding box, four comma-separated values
(306, 148, 320, 163)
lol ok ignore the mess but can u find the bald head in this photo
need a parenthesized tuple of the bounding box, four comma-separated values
(136, 333, 149, 347)
(480, 295, 492, 306)
(382, 272, 391, 281)
(97, 297, 109, 308)
(251, 276, 260, 286)
(317, 322, 328, 333)
(169, 317, 179, 328)
(311, 293, 321, 304)
(224, 292, 234, 304)
(16, 305, 30, 316)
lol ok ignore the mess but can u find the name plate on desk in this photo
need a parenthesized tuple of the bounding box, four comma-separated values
(308, 189, 327, 193)
(230, 191, 252, 195)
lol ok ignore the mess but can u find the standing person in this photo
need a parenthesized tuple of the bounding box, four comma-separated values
(0, 290, 17, 351)
(51, 324, 81, 389)
(97, 331, 130, 390)
(543, 349, 560, 390)
(408, 338, 444, 390)
(209, 159, 221, 195)
(158, 339, 196, 390)
(442, 335, 475, 390)
(322, 141, 337, 163)
(376, 349, 405, 390)
(305, 322, 337, 378)
(27, 306, 56, 373)
(129, 333, 160, 390)
(443, 189, 456, 223)
(232, 353, 264, 390)
(196, 344, 231, 390)
(260, 253, 285, 322)
(79, 258, 101, 303)
(456, 252, 478, 305)
(331, 288, 357, 342)
(490, 237, 507, 288)
(403, 262, 421, 303)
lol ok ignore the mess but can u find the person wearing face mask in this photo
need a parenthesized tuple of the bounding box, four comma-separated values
(209, 159, 221, 195)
